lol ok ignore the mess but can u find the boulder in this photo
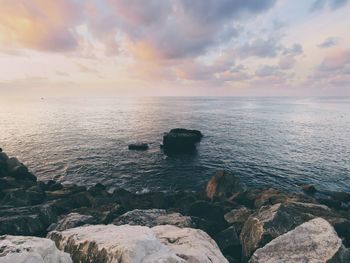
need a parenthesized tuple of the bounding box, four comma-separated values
(225, 207, 252, 225)
(214, 226, 241, 261)
(48, 213, 95, 232)
(249, 218, 350, 263)
(240, 201, 336, 260)
(0, 235, 72, 263)
(162, 128, 203, 153)
(6, 157, 36, 181)
(301, 184, 317, 194)
(128, 143, 149, 150)
(0, 203, 58, 236)
(1, 188, 46, 206)
(48, 224, 228, 263)
(206, 171, 243, 200)
(113, 209, 194, 228)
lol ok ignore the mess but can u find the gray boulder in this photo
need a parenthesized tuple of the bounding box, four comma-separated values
(240, 201, 337, 260)
(249, 218, 350, 263)
(113, 209, 194, 228)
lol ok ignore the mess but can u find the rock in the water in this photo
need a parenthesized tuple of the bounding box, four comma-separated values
(162, 128, 203, 153)
(128, 143, 149, 150)
(113, 209, 194, 228)
(249, 218, 350, 263)
(6, 157, 36, 182)
(48, 224, 228, 263)
(0, 235, 72, 263)
(206, 171, 243, 200)
(240, 201, 335, 260)
(225, 207, 252, 224)
(301, 184, 317, 194)
(48, 213, 95, 232)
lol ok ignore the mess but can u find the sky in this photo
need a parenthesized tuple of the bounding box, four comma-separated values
(0, 0, 349, 97)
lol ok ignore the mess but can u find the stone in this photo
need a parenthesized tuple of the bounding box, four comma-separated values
(249, 218, 350, 263)
(162, 128, 203, 154)
(128, 143, 149, 150)
(301, 184, 317, 194)
(113, 209, 194, 228)
(48, 212, 95, 232)
(1, 188, 45, 206)
(225, 207, 252, 224)
(0, 235, 72, 263)
(6, 157, 36, 182)
(240, 201, 336, 260)
(48, 224, 228, 263)
(206, 171, 243, 200)
(214, 226, 241, 253)
(0, 203, 58, 236)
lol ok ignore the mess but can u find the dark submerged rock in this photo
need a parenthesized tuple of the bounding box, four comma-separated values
(162, 128, 203, 154)
(128, 143, 149, 150)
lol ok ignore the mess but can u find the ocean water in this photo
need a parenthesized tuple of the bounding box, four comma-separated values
(1, 97, 349, 193)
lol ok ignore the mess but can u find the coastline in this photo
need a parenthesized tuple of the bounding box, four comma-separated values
(1, 150, 350, 262)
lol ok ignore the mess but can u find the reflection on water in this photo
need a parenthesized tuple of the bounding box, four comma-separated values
(0, 97, 349, 192)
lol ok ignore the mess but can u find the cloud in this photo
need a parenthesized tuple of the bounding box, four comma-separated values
(318, 37, 341, 48)
(89, 0, 276, 60)
(310, 0, 348, 12)
(238, 37, 282, 58)
(0, 0, 82, 52)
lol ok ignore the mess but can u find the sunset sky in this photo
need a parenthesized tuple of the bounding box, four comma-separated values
(0, 0, 350, 96)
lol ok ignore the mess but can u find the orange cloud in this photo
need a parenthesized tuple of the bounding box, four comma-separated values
(0, 0, 81, 51)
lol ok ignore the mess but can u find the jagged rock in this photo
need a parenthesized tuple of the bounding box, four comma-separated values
(206, 171, 243, 200)
(225, 207, 253, 224)
(48, 224, 228, 263)
(48, 213, 95, 232)
(113, 209, 194, 228)
(6, 157, 36, 181)
(162, 128, 203, 153)
(1, 188, 45, 206)
(240, 201, 336, 260)
(214, 226, 241, 260)
(0, 235, 72, 263)
(0, 203, 58, 236)
(249, 218, 350, 263)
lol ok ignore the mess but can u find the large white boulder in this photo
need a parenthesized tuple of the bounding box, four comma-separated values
(48, 224, 228, 263)
(249, 218, 350, 263)
(0, 235, 72, 263)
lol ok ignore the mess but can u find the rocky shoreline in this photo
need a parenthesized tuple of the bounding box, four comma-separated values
(1, 149, 350, 262)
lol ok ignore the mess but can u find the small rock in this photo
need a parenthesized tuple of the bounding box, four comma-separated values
(225, 207, 252, 225)
(206, 171, 243, 200)
(301, 184, 317, 194)
(0, 235, 72, 263)
(249, 218, 350, 263)
(128, 143, 149, 150)
(162, 128, 203, 154)
(113, 209, 194, 228)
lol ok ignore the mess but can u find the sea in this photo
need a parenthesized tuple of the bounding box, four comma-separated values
(1, 97, 349, 193)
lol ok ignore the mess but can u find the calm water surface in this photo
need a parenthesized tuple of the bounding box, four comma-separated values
(1, 97, 349, 193)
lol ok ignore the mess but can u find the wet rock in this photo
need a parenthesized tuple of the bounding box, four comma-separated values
(48, 182, 63, 191)
(48, 212, 95, 232)
(206, 170, 243, 200)
(214, 226, 241, 262)
(240, 201, 335, 260)
(162, 128, 203, 154)
(0, 203, 58, 236)
(249, 218, 350, 263)
(0, 235, 72, 263)
(113, 209, 194, 228)
(128, 143, 149, 150)
(301, 184, 317, 194)
(6, 157, 36, 181)
(1, 188, 45, 206)
(48, 224, 228, 263)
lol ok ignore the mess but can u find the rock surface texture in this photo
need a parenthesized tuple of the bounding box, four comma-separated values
(48, 224, 228, 263)
(249, 218, 350, 263)
(206, 171, 243, 200)
(113, 209, 194, 228)
(0, 235, 72, 263)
